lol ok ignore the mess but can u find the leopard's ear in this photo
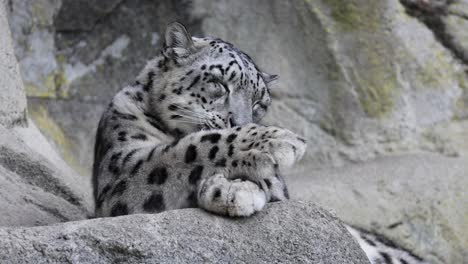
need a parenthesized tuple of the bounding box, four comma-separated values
(164, 22, 195, 58)
(262, 72, 279, 85)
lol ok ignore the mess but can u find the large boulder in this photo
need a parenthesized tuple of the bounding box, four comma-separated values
(289, 150, 468, 264)
(0, 201, 369, 264)
(7, 0, 468, 173)
(0, 0, 91, 227)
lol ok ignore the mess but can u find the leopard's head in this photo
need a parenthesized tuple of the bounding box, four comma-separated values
(137, 22, 277, 136)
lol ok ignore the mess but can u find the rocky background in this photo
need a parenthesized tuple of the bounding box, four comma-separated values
(1, 0, 468, 263)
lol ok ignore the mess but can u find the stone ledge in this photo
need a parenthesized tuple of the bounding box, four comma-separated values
(0, 201, 368, 264)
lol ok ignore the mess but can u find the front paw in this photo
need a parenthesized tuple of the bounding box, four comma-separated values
(198, 174, 266, 217)
(240, 126, 307, 170)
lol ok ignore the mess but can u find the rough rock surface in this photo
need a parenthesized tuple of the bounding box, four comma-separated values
(0, 2, 369, 262)
(0, 201, 369, 264)
(288, 150, 468, 264)
(2, 0, 468, 263)
(0, 0, 91, 227)
(7, 0, 468, 172)
(0, 124, 92, 227)
(0, 1, 26, 127)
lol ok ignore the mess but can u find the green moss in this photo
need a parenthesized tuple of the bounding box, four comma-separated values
(416, 51, 456, 89)
(457, 72, 468, 91)
(454, 72, 468, 118)
(321, 0, 396, 118)
(25, 80, 56, 98)
(323, 0, 380, 31)
(353, 41, 399, 118)
(31, 2, 51, 26)
(25, 70, 69, 99)
(29, 105, 85, 175)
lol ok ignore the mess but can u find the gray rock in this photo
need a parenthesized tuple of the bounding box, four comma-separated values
(0, 0, 26, 127)
(444, 14, 468, 69)
(7, 0, 468, 173)
(3, 0, 468, 263)
(288, 151, 468, 264)
(0, 124, 92, 227)
(0, 0, 91, 227)
(0, 201, 369, 264)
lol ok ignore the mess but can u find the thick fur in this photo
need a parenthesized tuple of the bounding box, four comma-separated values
(346, 226, 429, 264)
(93, 22, 304, 218)
(92, 22, 428, 263)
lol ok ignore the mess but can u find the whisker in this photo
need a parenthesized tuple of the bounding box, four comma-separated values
(175, 113, 203, 122)
(173, 105, 209, 118)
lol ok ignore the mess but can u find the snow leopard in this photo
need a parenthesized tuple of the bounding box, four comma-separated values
(92, 22, 429, 264)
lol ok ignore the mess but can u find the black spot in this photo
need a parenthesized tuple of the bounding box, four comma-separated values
(110, 202, 128, 216)
(200, 133, 221, 144)
(187, 191, 198, 207)
(213, 188, 221, 200)
(113, 110, 138, 121)
(147, 119, 164, 131)
(215, 158, 226, 167)
(168, 104, 178, 111)
(231, 160, 238, 167)
(159, 94, 166, 100)
(146, 147, 157, 161)
(170, 114, 182, 119)
(131, 160, 144, 175)
(143, 71, 155, 92)
(380, 252, 393, 264)
(264, 179, 272, 189)
(143, 192, 165, 213)
(131, 134, 147, 141)
(96, 184, 111, 208)
(122, 149, 138, 166)
(111, 180, 127, 197)
(134, 91, 144, 102)
(185, 145, 197, 163)
(117, 131, 127, 141)
(362, 236, 377, 247)
(189, 166, 204, 185)
(235, 127, 242, 131)
(201, 64, 206, 70)
(201, 97, 207, 104)
(187, 75, 201, 90)
(208, 146, 219, 160)
(228, 72, 237, 81)
(228, 144, 234, 157)
(226, 133, 237, 143)
(108, 152, 122, 174)
(375, 235, 398, 249)
(148, 167, 168, 185)
(399, 259, 408, 264)
(185, 70, 194, 76)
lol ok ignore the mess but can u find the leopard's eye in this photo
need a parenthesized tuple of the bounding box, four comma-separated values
(253, 102, 267, 121)
(207, 78, 229, 98)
